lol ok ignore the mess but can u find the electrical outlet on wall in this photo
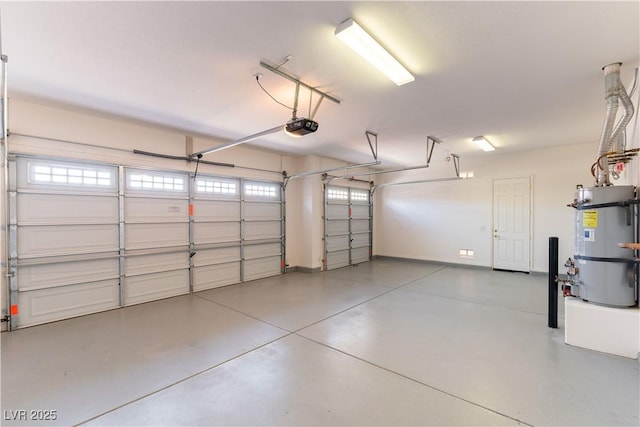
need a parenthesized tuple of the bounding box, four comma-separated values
(459, 249, 475, 258)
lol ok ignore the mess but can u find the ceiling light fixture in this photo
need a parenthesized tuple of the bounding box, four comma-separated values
(335, 18, 414, 86)
(473, 136, 495, 152)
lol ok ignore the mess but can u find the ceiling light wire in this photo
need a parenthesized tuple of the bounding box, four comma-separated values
(255, 75, 293, 111)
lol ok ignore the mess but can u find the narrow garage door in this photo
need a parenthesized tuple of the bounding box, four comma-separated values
(349, 188, 372, 265)
(123, 168, 190, 305)
(242, 180, 284, 281)
(191, 177, 283, 290)
(191, 175, 241, 291)
(9, 157, 120, 329)
(324, 186, 372, 270)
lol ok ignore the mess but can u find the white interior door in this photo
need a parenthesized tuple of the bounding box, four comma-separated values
(493, 177, 531, 272)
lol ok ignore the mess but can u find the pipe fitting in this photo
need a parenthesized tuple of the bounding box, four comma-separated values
(595, 62, 634, 186)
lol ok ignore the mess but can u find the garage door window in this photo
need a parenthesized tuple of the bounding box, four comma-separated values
(30, 162, 115, 188)
(127, 172, 185, 192)
(195, 178, 238, 196)
(327, 188, 348, 200)
(350, 189, 369, 202)
(244, 182, 279, 198)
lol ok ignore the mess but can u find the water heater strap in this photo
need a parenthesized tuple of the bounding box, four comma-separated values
(575, 200, 635, 210)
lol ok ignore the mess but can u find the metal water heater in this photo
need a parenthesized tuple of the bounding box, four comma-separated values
(570, 185, 638, 307)
(561, 62, 639, 308)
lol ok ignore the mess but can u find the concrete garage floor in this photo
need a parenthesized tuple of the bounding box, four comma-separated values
(1, 260, 638, 426)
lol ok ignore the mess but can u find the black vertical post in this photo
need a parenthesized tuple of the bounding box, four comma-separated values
(548, 236, 559, 328)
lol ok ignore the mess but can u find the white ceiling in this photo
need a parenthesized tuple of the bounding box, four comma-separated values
(1, 1, 639, 167)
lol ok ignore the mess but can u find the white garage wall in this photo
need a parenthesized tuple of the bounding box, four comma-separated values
(282, 155, 373, 272)
(292, 156, 323, 271)
(373, 61, 640, 273)
(8, 99, 285, 176)
(374, 142, 600, 273)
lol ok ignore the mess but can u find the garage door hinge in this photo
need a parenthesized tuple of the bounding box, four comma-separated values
(0, 315, 9, 323)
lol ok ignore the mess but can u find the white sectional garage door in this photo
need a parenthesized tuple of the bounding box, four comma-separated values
(349, 188, 372, 265)
(123, 168, 190, 305)
(7, 155, 284, 329)
(242, 181, 283, 281)
(9, 157, 120, 328)
(324, 186, 372, 270)
(192, 176, 241, 291)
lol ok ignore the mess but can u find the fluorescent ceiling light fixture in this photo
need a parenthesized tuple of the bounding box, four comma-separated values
(335, 18, 414, 86)
(473, 136, 495, 152)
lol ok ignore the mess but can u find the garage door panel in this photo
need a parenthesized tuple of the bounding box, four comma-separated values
(327, 235, 349, 252)
(351, 247, 370, 264)
(18, 258, 119, 291)
(244, 221, 280, 240)
(17, 280, 120, 328)
(193, 222, 240, 244)
(10, 161, 284, 328)
(351, 205, 370, 219)
(326, 250, 349, 270)
(327, 204, 349, 219)
(352, 219, 370, 233)
(244, 242, 281, 259)
(193, 200, 240, 222)
(17, 193, 118, 225)
(244, 202, 281, 221)
(352, 233, 370, 248)
(125, 252, 189, 276)
(327, 220, 348, 235)
(125, 223, 189, 249)
(325, 185, 372, 270)
(193, 263, 240, 291)
(124, 269, 189, 306)
(124, 197, 188, 223)
(244, 256, 281, 281)
(18, 224, 119, 258)
(193, 247, 240, 267)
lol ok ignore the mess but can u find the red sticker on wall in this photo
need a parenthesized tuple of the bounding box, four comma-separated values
(10, 305, 18, 315)
(189, 204, 194, 216)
